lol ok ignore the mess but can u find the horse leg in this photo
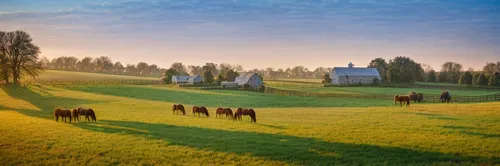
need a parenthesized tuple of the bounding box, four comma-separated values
(56, 115, 58, 122)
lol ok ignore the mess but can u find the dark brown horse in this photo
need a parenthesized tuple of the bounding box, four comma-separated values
(192, 106, 209, 117)
(234, 108, 256, 123)
(77, 108, 97, 122)
(408, 92, 418, 102)
(216, 107, 224, 118)
(417, 93, 424, 102)
(440, 91, 451, 103)
(223, 108, 233, 119)
(172, 104, 186, 115)
(72, 108, 80, 122)
(394, 95, 410, 107)
(54, 108, 72, 123)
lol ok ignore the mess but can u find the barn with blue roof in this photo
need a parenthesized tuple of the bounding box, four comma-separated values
(330, 62, 381, 85)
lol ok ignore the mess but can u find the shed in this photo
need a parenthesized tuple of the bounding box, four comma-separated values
(234, 72, 263, 89)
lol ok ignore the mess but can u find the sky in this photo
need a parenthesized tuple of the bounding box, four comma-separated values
(0, 0, 499, 71)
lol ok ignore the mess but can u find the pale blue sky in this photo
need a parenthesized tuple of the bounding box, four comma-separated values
(1, 0, 499, 70)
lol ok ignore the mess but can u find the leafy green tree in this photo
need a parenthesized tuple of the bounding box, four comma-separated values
(477, 73, 488, 86)
(489, 74, 499, 86)
(224, 69, 239, 82)
(440, 62, 462, 83)
(163, 68, 179, 84)
(437, 72, 447, 83)
(203, 70, 214, 84)
(322, 73, 332, 84)
(427, 70, 437, 82)
(385, 56, 423, 83)
(368, 58, 388, 82)
(459, 71, 473, 85)
(472, 73, 480, 85)
(0, 31, 42, 84)
(216, 73, 225, 85)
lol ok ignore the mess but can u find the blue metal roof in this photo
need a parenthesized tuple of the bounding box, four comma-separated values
(332, 67, 380, 77)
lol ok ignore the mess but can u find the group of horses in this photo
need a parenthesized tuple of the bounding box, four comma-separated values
(54, 108, 97, 123)
(172, 104, 257, 123)
(394, 91, 452, 107)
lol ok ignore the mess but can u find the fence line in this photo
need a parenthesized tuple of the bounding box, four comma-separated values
(264, 87, 500, 103)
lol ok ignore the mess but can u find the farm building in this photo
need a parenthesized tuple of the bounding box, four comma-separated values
(172, 75, 203, 84)
(234, 72, 263, 89)
(221, 81, 239, 88)
(330, 62, 381, 85)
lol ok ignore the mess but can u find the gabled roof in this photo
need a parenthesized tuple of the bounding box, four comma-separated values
(188, 75, 201, 82)
(234, 72, 256, 85)
(173, 75, 201, 82)
(332, 67, 380, 77)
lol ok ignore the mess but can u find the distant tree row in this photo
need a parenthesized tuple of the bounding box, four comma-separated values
(41, 56, 166, 77)
(0, 31, 42, 84)
(368, 57, 500, 86)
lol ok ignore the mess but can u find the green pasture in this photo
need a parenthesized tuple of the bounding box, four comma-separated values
(0, 84, 499, 165)
(35, 70, 159, 81)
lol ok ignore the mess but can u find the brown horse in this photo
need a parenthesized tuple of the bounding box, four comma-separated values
(193, 106, 209, 117)
(72, 108, 80, 122)
(77, 108, 97, 122)
(173, 104, 186, 115)
(440, 91, 451, 103)
(408, 92, 418, 102)
(216, 107, 224, 118)
(234, 108, 256, 123)
(54, 108, 72, 123)
(223, 108, 233, 119)
(394, 95, 410, 107)
(417, 93, 424, 102)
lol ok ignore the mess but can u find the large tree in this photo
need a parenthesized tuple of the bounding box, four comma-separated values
(170, 62, 187, 75)
(0, 31, 42, 84)
(489, 74, 499, 86)
(136, 62, 149, 75)
(163, 68, 179, 84)
(125, 64, 137, 75)
(224, 69, 239, 82)
(78, 57, 93, 72)
(188, 65, 203, 76)
(385, 56, 423, 83)
(203, 63, 218, 77)
(441, 62, 463, 83)
(367, 58, 388, 82)
(93, 56, 112, 73)
(459, 71, 473, 85)
(0, 31, 9, 83)
(427, 70, 437, 83)
(477, 73, 488, 86)
(483, 62, 500, 75)
(114, 62, 124, 74)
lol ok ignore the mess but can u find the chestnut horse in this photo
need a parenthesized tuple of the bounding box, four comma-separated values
(193, 106, 209, 117)
(72, 108, 80, 122)
(234, 108, 256, 123)
(173, 104, 186, 115)
(216, 107, 224, 118)
(223, 108, 233, 119)
(77, 108, 97, 122)
(440, 91, 451, 103)
(394, 95, 410, 107)
(54, 108, 72, 123)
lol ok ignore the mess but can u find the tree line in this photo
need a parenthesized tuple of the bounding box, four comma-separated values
(367, 57, 500, 86)
(0, 31, 42, 84)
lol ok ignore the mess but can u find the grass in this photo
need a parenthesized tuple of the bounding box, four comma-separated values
(266, 80, 499, 96)
(35, 70, 160, 81)
(0, 84, 499, 165)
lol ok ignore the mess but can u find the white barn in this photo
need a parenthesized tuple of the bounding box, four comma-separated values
(172, 75, 203, 84)
(330, 63, 381, 85)
(234, 72, 263, 89)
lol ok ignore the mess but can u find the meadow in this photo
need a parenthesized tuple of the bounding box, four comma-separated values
(35, 70, 160, 81)
(0, 83, 499, 165)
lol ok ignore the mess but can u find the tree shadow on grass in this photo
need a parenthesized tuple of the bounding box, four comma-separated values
(410, 112, 459, 120)
(0, 85, 104, 120)
(74, 120, 498, 166)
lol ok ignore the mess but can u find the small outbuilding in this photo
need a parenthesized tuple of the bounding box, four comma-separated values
(234, 72, 263, 89)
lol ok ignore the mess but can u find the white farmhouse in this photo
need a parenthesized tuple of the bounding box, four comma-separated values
(330, 62, 381, 85)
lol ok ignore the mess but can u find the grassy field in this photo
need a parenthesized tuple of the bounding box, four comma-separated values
(266, 80, 499, 96)
(35, 70, 160, 81)
(1, 84, 499, 165)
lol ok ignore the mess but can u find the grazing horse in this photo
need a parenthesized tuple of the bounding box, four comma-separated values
(234, 108, 256, 123)
(54, 108, 72, 123)
(223, 108, 233, 119)
(192, 106, 209, 117)
(417, 93, 424, 102)
(440, 91, 451, 103)
(394, 95, 410, 107)
(216, 107, 224, 118)
(173, 104, 186, 115)
(77, 108, 97, 122)
(72, 108, 80, 122)
(408, 92, 418, 102)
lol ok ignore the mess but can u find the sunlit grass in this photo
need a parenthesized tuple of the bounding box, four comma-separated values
(35, 70, 160, 81)
(0, 84, 499, 165)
